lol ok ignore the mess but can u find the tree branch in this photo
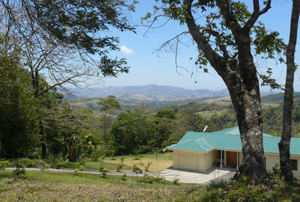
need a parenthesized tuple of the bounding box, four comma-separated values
(183, 0, 226, 76)
(216, 0, 241, 37)
(242, 0, 272, 33)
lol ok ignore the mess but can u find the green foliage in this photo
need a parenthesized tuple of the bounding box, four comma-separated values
(0, 48, 40, 158)
(156, 110, 176, 119)
(40, 162, 50, 172)
(10, 158, 40, 168)
(100, 167, 108, 178)
(138, 174, 153, 184)
(173, 178, 180, 185)
(78, 165, 87, 171)
(121, 173, 127, 181)
(117, 163, 123, 172)
(145, 162, 152, 172)
(12, 163, 26, 179)
(0, 160, 10, 170)
(111, 107, 157, 155)
(98, 95, 121, 113)
(132, 164, 143, 174)
(73, 169, 80, 176)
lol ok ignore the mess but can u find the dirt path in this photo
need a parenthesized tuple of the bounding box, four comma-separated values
(5, 167, 157, 177)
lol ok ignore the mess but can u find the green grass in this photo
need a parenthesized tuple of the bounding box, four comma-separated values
(54, 161, 132, 171)
(0, 170, 175, 187)
(104, 152, 173, 172)
(0, 170, 202, 202)
(1, 169, 300, 201)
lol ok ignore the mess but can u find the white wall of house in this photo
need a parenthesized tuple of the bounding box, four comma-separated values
(172, 149, 300, 178)
(173, 150, 216, 172)
(265, 153, 300, 178)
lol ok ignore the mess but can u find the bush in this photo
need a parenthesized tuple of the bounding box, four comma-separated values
(73, 169, 80, 176)
(207, 180, 228, 191)
(133, 164, 142, 174)
(12, 163, 26, 179)
(121, 173, 127, 181)
(40, 162, 50, 172)
(99, 166, 108, 178)
(117, 163, 123, 172)
(145, 162, 152, 172)
(14, 158, 38, 168)
(173, 178, 180, 185)
(138, 174, 153, 184)
(0, 160, 10, 170)
(55, 162, 66, 169)
(78, 165, 87, 171)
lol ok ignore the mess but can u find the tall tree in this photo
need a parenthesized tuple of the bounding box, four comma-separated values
(98, 95, 121, 145)
(1, 0, 136, 75)
(279, 0, 300, 182)
(0, 0, 136, 158)
(147, 0, 285, 181)
(0, 36, 40, 158)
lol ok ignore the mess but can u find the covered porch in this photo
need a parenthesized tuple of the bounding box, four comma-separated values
(216, 150, 241, 170)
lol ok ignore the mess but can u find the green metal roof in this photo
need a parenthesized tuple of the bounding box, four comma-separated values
(168, 126, 300, 155)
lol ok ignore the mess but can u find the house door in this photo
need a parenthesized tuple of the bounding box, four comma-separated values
(226, 151, 238, 167)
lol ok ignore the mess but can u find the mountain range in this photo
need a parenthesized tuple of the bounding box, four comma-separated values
(65, 84, 229, 101)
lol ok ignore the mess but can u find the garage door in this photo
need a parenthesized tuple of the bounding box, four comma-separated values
(177, 153, 199, 171)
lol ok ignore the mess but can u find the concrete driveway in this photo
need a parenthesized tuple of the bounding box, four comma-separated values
(160, 168, 236, 184)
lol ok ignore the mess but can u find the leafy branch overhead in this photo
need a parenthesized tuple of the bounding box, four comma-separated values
(2, 0, 137, 77)
(145, 0, 286, 88)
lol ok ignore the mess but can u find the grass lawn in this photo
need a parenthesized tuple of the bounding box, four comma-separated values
(104, 152, 173, 173)
(1, 169, 300, 201)
(7, 152, 173, 173)
(0, 170, 202, 202)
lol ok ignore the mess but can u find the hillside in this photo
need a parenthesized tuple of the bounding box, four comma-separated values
(65, 84, 229, 101)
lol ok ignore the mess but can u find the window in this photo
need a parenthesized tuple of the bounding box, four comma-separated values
(291, 159, 298, 171)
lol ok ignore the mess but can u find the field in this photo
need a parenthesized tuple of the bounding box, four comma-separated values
(104, 153, 173, 173)
(0, 170, 202, 202)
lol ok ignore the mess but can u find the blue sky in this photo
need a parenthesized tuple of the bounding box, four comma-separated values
(91, 0, 300, 91)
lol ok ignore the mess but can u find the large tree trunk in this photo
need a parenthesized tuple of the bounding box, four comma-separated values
(279, 0, 300, 182)
(223, 59, 267, 181)
(183, 0, 269, 182)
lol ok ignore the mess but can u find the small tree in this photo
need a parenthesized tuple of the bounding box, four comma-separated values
(98, 95, 121, 146)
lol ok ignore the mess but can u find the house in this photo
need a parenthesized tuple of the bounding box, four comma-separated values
(167, 127, 300, 177)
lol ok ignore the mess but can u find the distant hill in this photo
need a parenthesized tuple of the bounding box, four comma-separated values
(65, 84, 229, 101)
(261, 92, 300, 103)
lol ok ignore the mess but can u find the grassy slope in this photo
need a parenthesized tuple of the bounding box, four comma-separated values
(0, 171, 202, 202)
(1, 170, 300, 202)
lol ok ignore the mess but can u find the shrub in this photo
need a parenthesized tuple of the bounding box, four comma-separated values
(55, 162, 66, 169)
(207, 180, 228, 191)
(12, 163, 26, 179)
(138, 174, 153, 184)
(0, 160, 10, 170)
(15, 158, 38, 168)
(117, 163, 123, 172)
(99, 166, 108, 178)
(133, 164, 142, 174)
(173, 178, 180, 185)
(78, 165, 87, 171)
(145, 162, 152, 172)
(121, 173, 127, 181)
(40, 162, 50, 172)
(73, 169, 80, 176)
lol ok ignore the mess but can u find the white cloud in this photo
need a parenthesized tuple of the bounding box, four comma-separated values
(120, 45, 134, 55)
